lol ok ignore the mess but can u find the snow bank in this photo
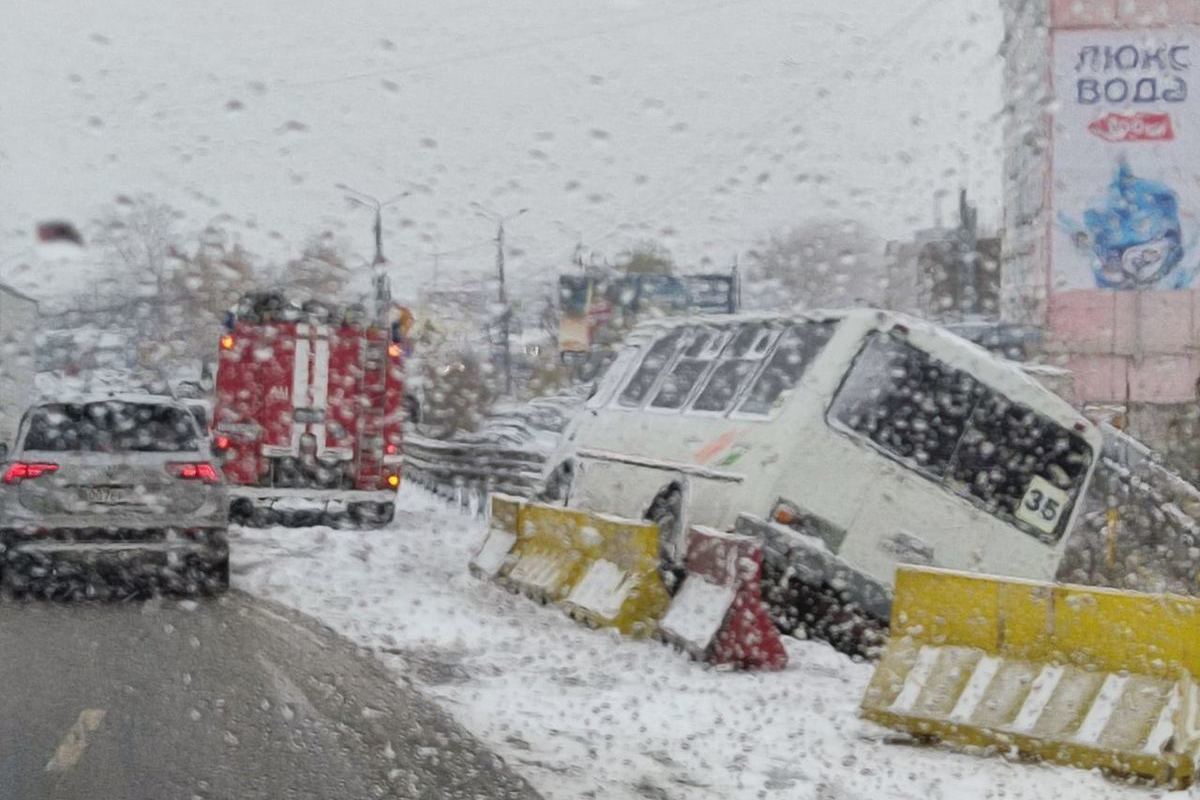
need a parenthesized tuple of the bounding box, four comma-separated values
(233, 485, 1174, 800)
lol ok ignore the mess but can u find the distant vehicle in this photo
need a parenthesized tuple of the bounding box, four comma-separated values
(0, 394, 229, 598)
(548, 309, 1102, 639)
(212, 292, 409, 527)
(558, 269, 740, 359)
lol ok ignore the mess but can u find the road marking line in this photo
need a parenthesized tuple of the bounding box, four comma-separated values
(46, 708, 106, 772)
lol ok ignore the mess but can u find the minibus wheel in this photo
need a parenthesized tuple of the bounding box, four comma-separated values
(644, 483, 686, 595)
(537, 461, 574, 504)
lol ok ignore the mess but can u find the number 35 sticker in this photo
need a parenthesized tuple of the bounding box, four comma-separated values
(1016, 475, 1070, 535)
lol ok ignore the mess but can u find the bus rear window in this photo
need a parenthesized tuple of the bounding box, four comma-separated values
(828, 332, 1092, 542)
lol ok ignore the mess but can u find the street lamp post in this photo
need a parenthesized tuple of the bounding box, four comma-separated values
(336, 184, 409, 316)
(553, 222, 587, 271)
(472, 202, 528, 396)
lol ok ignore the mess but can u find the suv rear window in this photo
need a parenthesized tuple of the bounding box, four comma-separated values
(22, 401, 201, 453)
(828, 331, 1093, 542)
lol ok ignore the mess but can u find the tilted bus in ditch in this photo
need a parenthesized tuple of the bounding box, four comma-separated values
(477, 310, 1200, 783)
(538, 308, 1104, 646)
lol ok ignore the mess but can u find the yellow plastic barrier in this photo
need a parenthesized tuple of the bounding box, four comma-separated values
(861, 566, 1200, 788)
(470, 495, 670, 637)
(560, 512, 670, 637)
(501, 501, 596, 603)
(468, 494, 522, 580)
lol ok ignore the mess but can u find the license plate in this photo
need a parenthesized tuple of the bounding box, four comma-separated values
(82, 487, 134, 504)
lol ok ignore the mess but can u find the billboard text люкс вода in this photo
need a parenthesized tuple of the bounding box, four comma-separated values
(1053, 29, 1197, 292)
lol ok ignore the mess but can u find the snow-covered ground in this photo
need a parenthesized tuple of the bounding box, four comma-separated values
(232, 485, 1175, 800)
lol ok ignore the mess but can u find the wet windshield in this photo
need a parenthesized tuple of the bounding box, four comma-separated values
(9, 1, 1200, 799)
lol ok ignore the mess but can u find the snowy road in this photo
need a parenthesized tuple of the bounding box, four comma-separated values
(0, 588, 537, 800)
(232, 485, 1177, 800)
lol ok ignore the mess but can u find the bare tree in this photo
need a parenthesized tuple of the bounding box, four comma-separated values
(170, 229, 260, 362)
(173, 230, 257, 319)
(88, 200, 265, 378)
(89, 197, 189, 378)
(617, 240, 674, 275)
(745, 219, 884, 311)
(277, 235, 352, 301)
(95, 197, 181, 316)
(413, 321, 498, 439)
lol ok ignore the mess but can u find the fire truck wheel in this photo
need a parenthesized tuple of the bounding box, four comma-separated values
(205, 556, 230, 594)
(349, 502, 395, 529)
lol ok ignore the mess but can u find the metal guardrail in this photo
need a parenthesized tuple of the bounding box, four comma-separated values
(1059, 423, 1200, 596)
(403, 434, 551, 511)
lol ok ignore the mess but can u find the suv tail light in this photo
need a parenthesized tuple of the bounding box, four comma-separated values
(168, 462, 221, 484)
(3, 462, 59, 484)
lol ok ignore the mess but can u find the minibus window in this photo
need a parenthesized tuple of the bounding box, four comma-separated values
(617, 329, 684, 407)
(738, 320, 838, 416)
(829, 332, 1094, 542)
(650, 329, 729, 410)
(690, 324, 778, 413)
(829, 333, 979, 476)
(947, 394, 1092, 539)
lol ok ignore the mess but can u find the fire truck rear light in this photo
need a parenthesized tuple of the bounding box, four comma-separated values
(214, 435, 231, 451)
(386, 474, 400, 488)
(220, 335, 235, 350)
(387, 343, 402, 358)
(385, 443, 398, 455)
(3, 462, 58, 484)
(168, 462, 221, 484)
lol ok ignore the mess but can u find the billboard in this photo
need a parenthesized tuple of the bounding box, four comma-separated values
(1052, 28, 1200, 291)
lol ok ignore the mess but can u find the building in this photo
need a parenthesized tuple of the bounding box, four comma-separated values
(884, 190, 1001, 323)
(0, 283, 39, 446)
(1001, 0, 1200, 472)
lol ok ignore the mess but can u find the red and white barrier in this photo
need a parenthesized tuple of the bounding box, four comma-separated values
(659, 526, 787, 670)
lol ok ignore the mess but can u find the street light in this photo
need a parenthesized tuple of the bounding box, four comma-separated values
(336, 184, 410, 266)
(553, 222, 588, 270)
(471, 202, 528, 395)
(336, 184, 410, 317)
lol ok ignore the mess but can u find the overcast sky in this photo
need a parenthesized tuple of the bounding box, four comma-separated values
(1, 0, 1005, 299)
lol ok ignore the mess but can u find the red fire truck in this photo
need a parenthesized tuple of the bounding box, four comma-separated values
(212, 293, 408, 527)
